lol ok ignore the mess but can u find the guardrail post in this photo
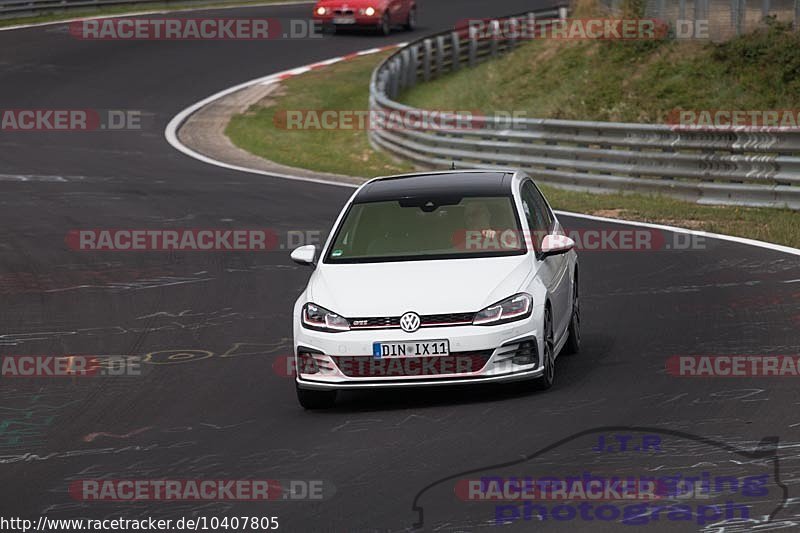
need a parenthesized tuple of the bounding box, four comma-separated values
(762, 0, 771, 21)
(451, 31, 461, 71)
(376, 71, 386, 96)
(422, 39, 432, 82)
(399, 49, 411, 89)
(435, 35, 445, 77)
(395, 53, 404, 91)
(489, 20, 500, 56)
(468, 26, 478, 67)
(558, 6, 567, 20)
(699, 0, 709, 22)
(407, 45, 419, 87)
(506, 18, 518, 49)
(731, 0, 744, 35)
(527, 12, 536, 39)
(389, 59, 400, 99)
(679, 0, 686, 20)
(795, 0, 799, 30)
(792, 0, 800, 31)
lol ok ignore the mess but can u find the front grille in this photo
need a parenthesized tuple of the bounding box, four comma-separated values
(333, 9, 355, 15)
(331, 350, 494, 378)
(349, 312, 474, 330)
(350, 316, 401, 329)
(421, 312, 475, 326)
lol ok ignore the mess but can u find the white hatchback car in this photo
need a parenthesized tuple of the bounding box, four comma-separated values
(291, 170, 580, 409)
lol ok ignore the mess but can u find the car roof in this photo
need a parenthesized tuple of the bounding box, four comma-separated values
(353, 170, 516, 203)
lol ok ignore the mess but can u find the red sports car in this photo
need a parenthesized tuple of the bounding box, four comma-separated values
(313, 0, 417, 35)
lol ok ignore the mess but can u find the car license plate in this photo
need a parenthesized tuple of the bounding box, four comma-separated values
(333, 17, 356, 24)
(373, 340, 450, 359)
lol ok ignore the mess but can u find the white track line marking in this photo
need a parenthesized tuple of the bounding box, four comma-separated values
(164, 48, 800, 258)
(164, 44, 403, 189)
(553, 211, 800, 257)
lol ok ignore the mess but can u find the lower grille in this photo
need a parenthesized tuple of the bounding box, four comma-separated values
(297, 349, 334, 374)
(331, 351, 494, 378)
(420, 312, 475, 326)
(510, 340, 538, 366)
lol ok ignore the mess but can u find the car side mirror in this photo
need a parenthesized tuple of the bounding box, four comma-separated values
(291, 245, 317, 267)
(540, 234, 575, 259)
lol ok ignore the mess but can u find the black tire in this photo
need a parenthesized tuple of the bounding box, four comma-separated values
(534, 306, 555, 390)
(563, 274, 581, 355)
(379, 13, 391, 35)
(296, 384, 337, 409)
(404, 6, 417, 31)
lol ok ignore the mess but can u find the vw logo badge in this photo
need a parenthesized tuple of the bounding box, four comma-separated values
(400, 312, 421, 333)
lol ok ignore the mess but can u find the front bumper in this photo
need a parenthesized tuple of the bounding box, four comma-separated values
(294, 318, 543, 390)
(313, 14, 381, 27)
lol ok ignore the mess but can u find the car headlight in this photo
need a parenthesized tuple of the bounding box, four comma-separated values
(362, 6, 376, 15)
(473, 293, 533, 326)
(302, 303, 350, 332)
(316, 6, 328, 15)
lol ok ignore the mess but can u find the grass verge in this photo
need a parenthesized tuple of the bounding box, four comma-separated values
(226, 51, 414, 177)
(541, 186, 800, 248)
(400, 20, 800, 122)
(225, 29, 800, 249)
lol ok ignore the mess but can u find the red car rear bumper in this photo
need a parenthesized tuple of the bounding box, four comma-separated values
(313, 13, 382, 27)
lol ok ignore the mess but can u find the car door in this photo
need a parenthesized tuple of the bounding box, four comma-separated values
(521, 180, 571, 337)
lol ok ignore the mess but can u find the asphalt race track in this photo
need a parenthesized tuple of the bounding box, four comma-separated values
(0, 1, 799, 531)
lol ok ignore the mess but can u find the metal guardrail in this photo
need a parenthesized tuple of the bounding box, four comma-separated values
(640, 0, 800, 41)
(368, 7, 800, 210)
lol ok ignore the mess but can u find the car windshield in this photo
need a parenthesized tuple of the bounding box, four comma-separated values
(324, 196, 526, 263)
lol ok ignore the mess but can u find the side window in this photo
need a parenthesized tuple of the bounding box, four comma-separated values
(531, 185, 554, 230)
(521, 181, 554, 251)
